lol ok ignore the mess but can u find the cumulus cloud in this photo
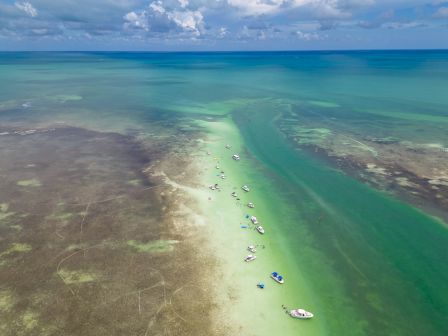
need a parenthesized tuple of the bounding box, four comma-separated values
(15, 1, 38, 17)
(124, 1, 204, 36)
(0, 0, 445, 49)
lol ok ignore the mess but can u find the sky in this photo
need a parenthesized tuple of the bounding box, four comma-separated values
(0, 0, 447, 50)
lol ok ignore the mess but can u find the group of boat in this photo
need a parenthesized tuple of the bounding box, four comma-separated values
(210, 149, 314, 320)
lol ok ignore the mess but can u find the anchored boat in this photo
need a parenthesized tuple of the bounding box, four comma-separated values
(232, 154, 240, 160)
(242, 185, 250, 192)
(271, 272, 284, 284)
(247, 202, 255, 208)
(247, 245, 256, 253)
(244, 255, 257, 262)
(256, 226, 265, 234)
(290, 309, 314, 319)
(250, 216, 259, 224)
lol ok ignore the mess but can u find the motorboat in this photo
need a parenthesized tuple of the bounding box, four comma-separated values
(242, 185, 250, 192)
(220, 174, 226, 179)
(247, 245, 256, 253)
(271, 272, 284, 284)
(250, 216, 259, 224)
(232, 154, 240, 161)
(247, 202, 255, 208)
(290, 309, 314, 319)
(244, 255, 257, 262)
(209, 185, 216, 190)
(225, 144, 231, 149)
(256, 226, 265, 234)
(231, 192, 237, 197)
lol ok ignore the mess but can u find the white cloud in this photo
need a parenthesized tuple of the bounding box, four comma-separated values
(227, 0, 292, 16)
(219, 27, 228, 37)
(178, 0, 189, 8)
(226, 0, 375, 18)
(15, 1, 38, 17)
(123, 1, 204, 36)
(295, 30, 320, 40)
(434, 7, 448, 18)
(149, 1, 166, 14)
(123, 11, 149, 30)
(168, 10, 204, 35)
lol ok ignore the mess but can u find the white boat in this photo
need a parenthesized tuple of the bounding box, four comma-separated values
(256, 226, 265, 234)
(231, 192, 237, 197)
(290, 309, 314, 319)
(250, 216, 259, 224)
(232, 154, 240, 161)
(220, 174, 226, 179)
(247, 245, 256, 253)
(247, 202, 255, 208)
(209, 185, 216, 190)
(225, 144, 231, 149)
(270, 272, 284, 284)
(242, 185, 250, 192)
(244, 254, 257, 262)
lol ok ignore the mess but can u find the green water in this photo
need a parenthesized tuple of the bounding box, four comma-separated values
(1, 51, 448, 335)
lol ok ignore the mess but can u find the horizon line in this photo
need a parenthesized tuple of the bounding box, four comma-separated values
(0, 48, 447, 53)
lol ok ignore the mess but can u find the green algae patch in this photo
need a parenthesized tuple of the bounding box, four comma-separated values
(0, 290, 15, 312)
(292, 126, 332, 145)
(127, 239, 178, 253)
(17, 179, 41, 187)
(309, 100, 340, 108)
(47, 211, 74, 224)
(0, 243, 32, 259)
(58, 269, 97, 284)
(128, 179, 141, 186)
(52, 94, 83, 103)
(0, 203, 14, 221)
(21, 310, 39, 330)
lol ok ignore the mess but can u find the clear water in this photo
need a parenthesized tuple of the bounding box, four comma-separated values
(1, 51, 447, 335)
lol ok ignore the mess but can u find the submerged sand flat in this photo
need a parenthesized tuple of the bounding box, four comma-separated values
(0, 124, 221, 336)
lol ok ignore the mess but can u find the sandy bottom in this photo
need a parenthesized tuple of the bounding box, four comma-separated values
(180, 118, 323, 336)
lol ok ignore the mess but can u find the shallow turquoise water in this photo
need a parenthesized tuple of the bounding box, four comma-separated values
(1, 51, 448, 335)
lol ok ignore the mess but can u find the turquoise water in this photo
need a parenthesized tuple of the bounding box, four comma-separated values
(1, 51, 448, 335)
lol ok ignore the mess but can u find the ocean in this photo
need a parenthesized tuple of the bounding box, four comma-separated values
(0, 51, 447, 335)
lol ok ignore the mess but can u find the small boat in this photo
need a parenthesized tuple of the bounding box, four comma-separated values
(220, 174, 226, 179)
(256, 226, 265, 234)
(215, 165, 220, 169)
(250, 216, 259, 224)
(225, 144, 231, 149)
(242, 185, 250, 192)
(209, 185, 216, 190)
(257, 282, 265, 289)
(247, 245, 256, 253)
(232, 154, 240, 161)
(271, 272, 284, 284)
(290, 309, 314, 319)
(244, 254, 256, 262)
(247, 202, 255, 208)
(231, 192, 237, 197)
